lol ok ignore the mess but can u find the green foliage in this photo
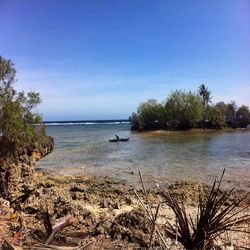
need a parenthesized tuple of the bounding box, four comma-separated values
(129, 99, 166, 130)
(215, 102, 250, 128)
(216, 101, 237, 120)
(128, 112, 140, 130)
(0, 56, 45, 153)
(215, 102, 228, 116)
(226, 101, 237, 119)
(204, 106, 226, 129)
(236, 105, 250, 123)
(137, 99, 166, 130)
(165, 90, 203, 129)
(130, 91, 205, 130)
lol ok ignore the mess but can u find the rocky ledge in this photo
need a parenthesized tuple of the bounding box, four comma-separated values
(0, 136, 54, 204)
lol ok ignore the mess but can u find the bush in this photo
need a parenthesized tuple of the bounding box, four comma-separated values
(164, 90, 203, 129)
(204, 106, 226, 129)
(236, 105, 250, 123)
(0, 56, 45, 154)
(131, 99, 166, 130)
(129, 112, 140, 130)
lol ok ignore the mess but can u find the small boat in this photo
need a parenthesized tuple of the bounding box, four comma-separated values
(109, 138, 129, 142)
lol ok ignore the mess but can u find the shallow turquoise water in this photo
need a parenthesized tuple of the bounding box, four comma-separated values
(37, 123, 250, 190)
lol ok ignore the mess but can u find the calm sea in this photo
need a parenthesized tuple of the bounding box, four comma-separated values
(37, 120, 250, 190)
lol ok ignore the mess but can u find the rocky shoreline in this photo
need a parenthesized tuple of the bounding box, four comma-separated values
(0, 170, 249, 249)
(0, 138, 249, 249)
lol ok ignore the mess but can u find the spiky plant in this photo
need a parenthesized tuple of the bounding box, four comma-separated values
(157, 170, 249, 249)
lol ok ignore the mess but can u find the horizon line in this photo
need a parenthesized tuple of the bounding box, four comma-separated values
(43, 118, 129, 123)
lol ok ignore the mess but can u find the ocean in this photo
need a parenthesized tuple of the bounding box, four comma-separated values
(37, 120, 250, 190)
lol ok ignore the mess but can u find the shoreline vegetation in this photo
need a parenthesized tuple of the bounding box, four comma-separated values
(1, 56, 250, 249)
(129, 85, 250, 132)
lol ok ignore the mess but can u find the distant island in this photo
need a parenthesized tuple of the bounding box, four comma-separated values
(129, 85, 250, 131)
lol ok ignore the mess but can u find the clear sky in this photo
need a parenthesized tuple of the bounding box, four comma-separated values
(0, 0, 249, 121)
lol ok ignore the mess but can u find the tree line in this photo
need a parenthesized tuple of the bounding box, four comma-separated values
(129, 84, 250, 131)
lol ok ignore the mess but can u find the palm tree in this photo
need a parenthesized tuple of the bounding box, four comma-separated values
(198, 84, 212, 124)
(198, 84, 212, 108)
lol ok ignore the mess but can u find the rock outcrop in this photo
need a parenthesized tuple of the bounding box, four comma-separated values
(0, 136, 54, 204)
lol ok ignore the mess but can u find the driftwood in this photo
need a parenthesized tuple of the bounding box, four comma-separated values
(46, 214, 76, 245)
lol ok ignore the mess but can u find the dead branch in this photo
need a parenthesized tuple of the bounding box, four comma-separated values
(45, 214, 75, 245)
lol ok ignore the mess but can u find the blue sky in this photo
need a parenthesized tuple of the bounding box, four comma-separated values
(0, 0, 249, 121)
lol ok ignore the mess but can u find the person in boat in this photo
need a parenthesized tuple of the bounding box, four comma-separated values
(109, 135, 129, 142)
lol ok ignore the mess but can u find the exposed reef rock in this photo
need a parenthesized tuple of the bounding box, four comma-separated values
(1, 173, 248, 249)
(0, 136, 54, 204)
